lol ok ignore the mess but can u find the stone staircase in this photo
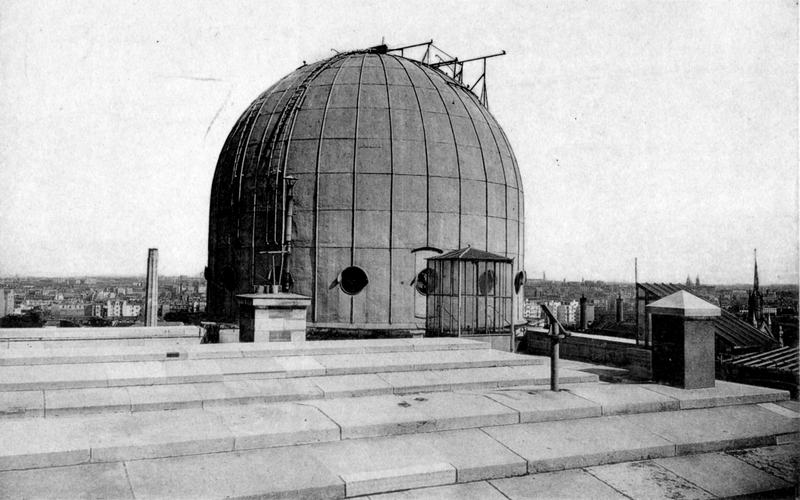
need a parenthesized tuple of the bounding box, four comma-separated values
(0, 338, 796, 499)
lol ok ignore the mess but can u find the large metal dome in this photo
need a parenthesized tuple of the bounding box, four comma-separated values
(208, 47, 524, 331)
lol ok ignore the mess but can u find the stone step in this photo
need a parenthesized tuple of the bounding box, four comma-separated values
(0, 381, 790, 474)
(0, 347, 543, 393)
(0, 326, 203, 350)
(0, 398, 795, 498)
(0, 365, 598, 418)
(0, 338, 489, 366)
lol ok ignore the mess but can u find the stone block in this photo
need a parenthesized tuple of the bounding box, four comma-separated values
(491, 469, 630, 500)
(654, 452, 792, 498)
(193, 381, 267, 406)
(643, 380, 789, 409)
(161, 360, 223, 384)
(481, 387, 601, 423)
(377, 370, 450, 394)
(0, 461, 134, 499)
(207, 403, 340, 450)
(85, 409, 235, 462)
(424, 429, 527, 482)
(0, 364, 109, 391)
(0, 390, 44, 418)
(568, 384, 680, 415)
(45, 387, 131, 417)
(128, 384, 203, 412)
(310, 373, 394, 398)
(586, 460, 715, 500)
(368, 481, 508, 500)
(124, 446, 344, 499)
(483, 415, 676, 473)
(342, 462, 455, 498)
(105, 361, 165, 387)
(0, 417, 90, 471)
(250, 377, 324, 402)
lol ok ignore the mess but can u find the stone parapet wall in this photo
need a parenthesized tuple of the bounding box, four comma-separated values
(525, 331, 652, 379)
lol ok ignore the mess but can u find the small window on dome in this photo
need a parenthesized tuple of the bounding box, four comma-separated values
(414, 268, 437, 296)
(339, 266, 369, 295)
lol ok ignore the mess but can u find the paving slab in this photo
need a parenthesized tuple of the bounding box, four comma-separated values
(0, 461, 134, 499)
(498, 364, 597, 386)
(315, 352, 421, 375)
(377, 370, 450, 394)
(568, 383, 680, 415)
(642, 380, 789, 409)
(479, 386, 601, 423)
(215, 357, 286, 379)
(310, 373, 394, 398)
(0, 390, 44, 418)
(727, 443, 799, 484)
(309, 434, 456, 497)
(125, 445, 344, 499)
(622, 404, 798, 454)
(84, 408, 234, 462)
(127, 384, 203, 411)
(654, 452, 792, 498)
(759, 402, 800, 419)
(251, 377, 325, 402)
(45, 387, 131, 416)
(429, 366, 505, 390)
(207, 402, 340, 450)
(368, 481, 507, 500)
(0, 417, 90, 470)
(306, 394, 436, 439)
(586, 460, 715, 499)
(405, 337, 488, 352)
(421, 429, 527, 482)
(490, 469, 629, 499)
(483, 415, 676, 473)
(105, 361, 166, 386)
(193, 380, 268, 406)
(411, 392, 519, 432)
(160, 359, 222, 383)
(274, 355, 327, 376)
(0, 363, 109, 391)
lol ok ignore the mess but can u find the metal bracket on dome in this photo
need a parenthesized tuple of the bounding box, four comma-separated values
(428, 50, 506, 108)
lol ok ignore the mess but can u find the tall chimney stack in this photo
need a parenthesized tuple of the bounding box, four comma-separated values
(615, 292, 624, 323)
(145, 248, 158, 327)
(579, 294, 588, 330)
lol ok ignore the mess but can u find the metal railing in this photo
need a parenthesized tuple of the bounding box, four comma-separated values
(540, 304, 571, 391)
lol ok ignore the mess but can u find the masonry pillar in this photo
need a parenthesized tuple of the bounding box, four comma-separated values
(237, 293, 311, 343)
(144, 248, 158, 327)
(647, 290, 720, 390)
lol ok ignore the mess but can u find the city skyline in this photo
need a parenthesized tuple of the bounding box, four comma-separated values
(0, 1, 797, 285)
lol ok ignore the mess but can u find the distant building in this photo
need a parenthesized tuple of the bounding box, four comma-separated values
(1, 289, 14, 317)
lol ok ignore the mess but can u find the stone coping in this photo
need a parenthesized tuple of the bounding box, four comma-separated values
(0, 337, 489, 363)
(0, 326, 202, 341)
(0, 385, 794, 484)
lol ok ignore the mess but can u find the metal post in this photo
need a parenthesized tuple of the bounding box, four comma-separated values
(509, 262, 515, 352)
(551, 323, 560, 392)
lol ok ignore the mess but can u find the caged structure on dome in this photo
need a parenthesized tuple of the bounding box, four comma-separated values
(207, 42, 525, 334)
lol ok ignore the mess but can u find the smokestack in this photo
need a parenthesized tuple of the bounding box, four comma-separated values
(145, 248, 158, 327)
(579, 294, 588, 330)
(616, 292, 624, 323)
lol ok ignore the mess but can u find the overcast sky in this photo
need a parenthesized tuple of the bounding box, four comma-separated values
(0, 0, 796, 284)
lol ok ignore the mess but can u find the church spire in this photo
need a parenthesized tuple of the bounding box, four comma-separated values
(753, 248, 759, 293)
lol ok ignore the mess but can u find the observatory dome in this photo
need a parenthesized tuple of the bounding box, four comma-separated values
(208, 47, 524, 331)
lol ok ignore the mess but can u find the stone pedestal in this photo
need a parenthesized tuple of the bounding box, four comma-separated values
(647, 291, 720, 390)
(236, 293, 311, 343)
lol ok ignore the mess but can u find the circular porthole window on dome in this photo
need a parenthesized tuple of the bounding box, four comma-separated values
(339, 266, 369, 295)
(414, 268, 437, 296)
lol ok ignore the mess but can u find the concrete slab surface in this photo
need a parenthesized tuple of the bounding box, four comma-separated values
(490, 469, 629, 499)
(0, 390, 44, 418)
(84, 408, 234, 462)
(105, 361, 166, 387)
(160, 359, 222, 383)
(207, 402, 340, 450)
(45, 386, 131, 416)
(192, 380, 267, 406)
(483, 415, 676, 473)
(0, 363, 110, 391)
(643, 380, 789, 409)
(622, 404, 798, 454)
(252, 376, 325, 402)
(586, 460, 715, 499)
(127, 384, 203, 411)
(274, 355, 327, 376)
(368, 481, 508, 500)
(479, 386, 601, 423)
(0, 461, 134, 499)
(310, 373, 394, 398)
(124, 445, 345, 499)
(419, 429, 527, 482)
(568, 383, 680, 415)
(655, 452, 792, 498)
(0, 417, 90, 470)
(727, 443, 799, 484)
(214, 357, 285, 378)
(377, 370, 450, 394)
(309, 434, 456, 497)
